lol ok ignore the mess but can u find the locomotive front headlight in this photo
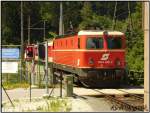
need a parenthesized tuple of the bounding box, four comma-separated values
(89, 58, 94, 65)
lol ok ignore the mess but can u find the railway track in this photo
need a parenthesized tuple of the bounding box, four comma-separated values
(115, 89, 144, 100)
(92, 89, 144, 111)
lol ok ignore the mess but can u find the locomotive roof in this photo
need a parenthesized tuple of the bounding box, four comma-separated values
(78, 30, 124, 36)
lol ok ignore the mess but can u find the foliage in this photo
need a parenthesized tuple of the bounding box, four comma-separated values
(48, 32, 57, 39)
(125, 3, 144, 71)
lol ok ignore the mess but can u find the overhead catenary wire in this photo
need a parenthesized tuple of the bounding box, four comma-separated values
(112, 1, 117, 30)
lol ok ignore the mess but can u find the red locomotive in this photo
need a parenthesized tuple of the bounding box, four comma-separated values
(25, 30, 126, 87)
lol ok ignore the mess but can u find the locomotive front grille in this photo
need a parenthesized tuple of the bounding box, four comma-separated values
(86, 69, 124, 81)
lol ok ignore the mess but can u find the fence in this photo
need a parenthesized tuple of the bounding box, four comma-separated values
(25, 60, 52, 87)
(127, 70, 144, 85)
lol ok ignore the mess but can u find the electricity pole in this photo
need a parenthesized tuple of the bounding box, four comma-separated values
(144, 2, 149, 112)
(59, 2, 64, 35)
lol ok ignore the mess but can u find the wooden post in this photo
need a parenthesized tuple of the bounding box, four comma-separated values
(144, 2, 149, 112)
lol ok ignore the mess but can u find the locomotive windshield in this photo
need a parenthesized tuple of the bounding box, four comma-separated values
(106, 37, 122, 49)
(86, 37, 103, 49)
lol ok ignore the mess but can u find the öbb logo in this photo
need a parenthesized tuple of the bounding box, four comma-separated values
(101, 53, 110, 61)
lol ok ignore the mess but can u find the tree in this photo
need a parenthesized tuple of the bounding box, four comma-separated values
(79, 2, 112, 30)
(2, 2, 21, 45)
(125, 2, 144, 71)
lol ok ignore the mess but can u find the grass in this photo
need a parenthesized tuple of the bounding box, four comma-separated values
(2, 97, 72, 112)
(3, 82, 30, 90)
(39, 97, 72, 112)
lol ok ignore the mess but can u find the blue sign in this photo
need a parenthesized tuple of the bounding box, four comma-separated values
(2, 48, 20, 59)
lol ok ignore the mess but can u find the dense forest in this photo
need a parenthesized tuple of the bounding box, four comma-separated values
(1, 1, 144, 71)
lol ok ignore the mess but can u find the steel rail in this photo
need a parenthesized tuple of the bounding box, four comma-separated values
(93, 89, 144, 111)
(115, 89, 144, 100)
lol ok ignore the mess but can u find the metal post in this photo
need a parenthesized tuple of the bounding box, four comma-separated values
(37, 42, 40, 87)
(45, 41, 49, 94)
(37, 54, 40, 87)
(20, 1, 24, 82)
(60, 72, 62, 97)
(31, 59, 35, 86)
(28, 16, 30, 44)
(2, 84, 14, 107)
(44, 21, 46, 41)
(144, 2, 149, 112)
(39, 57, 41, 87)
(27, 62, 30, 83)
(30, 70, 31, 102)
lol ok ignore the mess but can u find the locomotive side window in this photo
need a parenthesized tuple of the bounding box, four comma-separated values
(78, 38, 80, 49)
(86, 37, 103, 49)
(71, 39, 73, 47)
(107, 37, 122, 49)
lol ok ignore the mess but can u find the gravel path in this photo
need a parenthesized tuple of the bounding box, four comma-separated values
(2, 87, 125, 112)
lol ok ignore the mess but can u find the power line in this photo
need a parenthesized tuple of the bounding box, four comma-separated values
(112, 1, 117, 30)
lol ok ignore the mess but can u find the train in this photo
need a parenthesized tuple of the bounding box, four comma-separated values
(24, 30, 127, 87)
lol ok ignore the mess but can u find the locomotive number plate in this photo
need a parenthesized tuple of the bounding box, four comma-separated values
(98, 60, 112, 64)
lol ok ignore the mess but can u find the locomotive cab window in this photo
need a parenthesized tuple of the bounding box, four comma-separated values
(86, 37, 103, 49)
(107, 37, 122, 49)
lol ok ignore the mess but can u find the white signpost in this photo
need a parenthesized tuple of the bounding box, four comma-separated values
(2, 62, 18, 73)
